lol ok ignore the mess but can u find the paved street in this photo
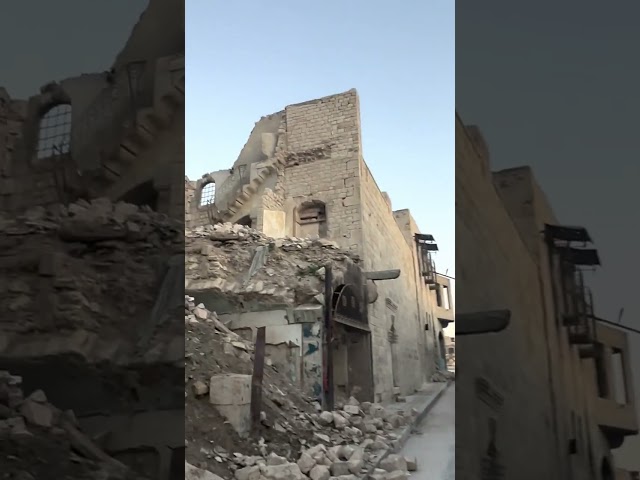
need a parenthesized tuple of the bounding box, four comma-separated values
(401, 383, 455, 480)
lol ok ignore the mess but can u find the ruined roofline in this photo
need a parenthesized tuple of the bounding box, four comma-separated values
(456, 113, 491, 165)
(494, 165, 560, 226)
(286, 88, 358, 109)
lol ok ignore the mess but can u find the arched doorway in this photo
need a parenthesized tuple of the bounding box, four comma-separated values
(330, 284, 373, 402)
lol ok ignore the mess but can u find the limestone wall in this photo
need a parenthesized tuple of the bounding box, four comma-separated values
(455, 115, 559, 480)
(456, 113, 628, 479)
(281, 90, 363, 253)
(493, 166, 628, 476)
(393, 208, 446, 376)
(0, 0, 184, 220)
(359, 161, 428, 401)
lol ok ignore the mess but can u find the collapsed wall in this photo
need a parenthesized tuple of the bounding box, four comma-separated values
(0, 197, 184, 477)
(0, 370, 148, 479)
(185, 222, 358, 308)
(185, 298, 421, 480)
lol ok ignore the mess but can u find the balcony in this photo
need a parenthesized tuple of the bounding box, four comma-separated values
(545, 223, 600, 351)
(415, 234, 438, 286)
(562, 270, 597, 349)
(591, 323, 638, 446)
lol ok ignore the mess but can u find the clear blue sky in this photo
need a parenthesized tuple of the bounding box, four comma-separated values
(186, 0, 455, 277)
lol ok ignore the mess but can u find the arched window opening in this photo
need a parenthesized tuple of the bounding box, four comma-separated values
(200, 182, 215, 207)
(37, 104, 72, 159)
(296, 201, 327, 238)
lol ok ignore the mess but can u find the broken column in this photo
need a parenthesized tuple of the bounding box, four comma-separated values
(209, 373, 252, 437)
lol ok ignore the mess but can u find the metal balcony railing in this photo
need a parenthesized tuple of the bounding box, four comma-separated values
(415, 234, 438, 285)
(563, 269, 597, 345)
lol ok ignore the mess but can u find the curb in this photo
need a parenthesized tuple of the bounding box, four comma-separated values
(366, 380, 453, 476)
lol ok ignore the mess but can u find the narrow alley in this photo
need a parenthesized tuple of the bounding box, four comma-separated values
(401, 384, 455, 480)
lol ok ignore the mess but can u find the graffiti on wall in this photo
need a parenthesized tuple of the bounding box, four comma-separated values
(302, 322, 322, 399)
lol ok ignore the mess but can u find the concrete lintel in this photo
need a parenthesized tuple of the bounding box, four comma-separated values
(365, 269, 401, 281)
(456, 310, 511, 335)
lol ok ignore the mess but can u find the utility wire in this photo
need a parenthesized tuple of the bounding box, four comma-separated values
(595, 316, 640, 336)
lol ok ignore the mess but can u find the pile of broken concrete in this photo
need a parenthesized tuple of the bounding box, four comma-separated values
(185, 223, 358, 306)
(185, 298, 420, 480)
(0, 198, 182, 350)
(0, 370, 146, 479)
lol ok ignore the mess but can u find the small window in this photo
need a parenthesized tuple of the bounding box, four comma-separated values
(200, 182, 216, 206)
(37, 104, 72, 159)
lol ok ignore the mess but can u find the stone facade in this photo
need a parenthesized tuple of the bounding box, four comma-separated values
(0, 2, 185, 479)
(456, 112, 637, 480)
(186, 90, 453, 402)
(0, 0, 184, 221)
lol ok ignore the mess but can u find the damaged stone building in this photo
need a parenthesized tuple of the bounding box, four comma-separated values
(0, 1, 184, 479)
(185, 90, 454, 403)
(455, 113, 638, 480)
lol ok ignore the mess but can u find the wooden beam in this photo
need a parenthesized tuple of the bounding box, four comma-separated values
(364, 269, 401, 281)
(456, 310, 511, 335)
(250, 327, 266, 428)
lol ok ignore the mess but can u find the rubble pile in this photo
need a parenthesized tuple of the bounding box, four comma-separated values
(185, 298, 419, 480)
(0, 198, 182, 346)
(185, 223, 360, 305)
(0, 370, 146, 479)
(430, 370, 455, 383)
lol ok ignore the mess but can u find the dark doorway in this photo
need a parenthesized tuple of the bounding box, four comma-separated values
(236, 215, 252, 227)
(119, 180, 159, 210)
(600, 458, 613, 480)
(169, 447, 185, 480)
(438, 331, 446, 369)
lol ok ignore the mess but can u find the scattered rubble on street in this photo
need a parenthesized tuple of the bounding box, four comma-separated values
(185, 297, 421, 480)
(0, 370, 147, 479)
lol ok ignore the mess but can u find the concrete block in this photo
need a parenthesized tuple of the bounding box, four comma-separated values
(209, 374, 251, 437)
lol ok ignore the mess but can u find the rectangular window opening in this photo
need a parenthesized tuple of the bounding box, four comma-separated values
(442, 285, 450, 310)
(611, 348, 628, 405)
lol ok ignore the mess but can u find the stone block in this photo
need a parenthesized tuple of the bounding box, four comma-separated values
(384, 471, 407, 480)
(379, 455, 407, 473)
(330, 461, 350, 476)
(297, 452, 316, 473)
(209, 374, 252, 436)
(235, 465, 261, 480)
(20, 399, 53, 428)
(309, 464, 330, 480)
(404, 456, 417, 471)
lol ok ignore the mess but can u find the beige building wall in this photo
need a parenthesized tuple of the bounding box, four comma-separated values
(457, 113, 636, 479)
(187, 90, 450, 401)
(456, 115, 562, 479)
